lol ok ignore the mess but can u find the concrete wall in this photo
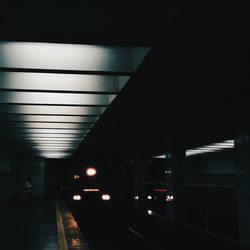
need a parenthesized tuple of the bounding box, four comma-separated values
(0, 154, 12, 205)
(11, 157, 45, 198)
(182, 149, 250, 246)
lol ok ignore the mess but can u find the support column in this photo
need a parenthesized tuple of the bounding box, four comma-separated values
(165, 153, 174, 221)
(170, 149, 186, 222)
(234, 132, 250, 245)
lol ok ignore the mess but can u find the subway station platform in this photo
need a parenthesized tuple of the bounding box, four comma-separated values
(0, 198, 58, 250)
(0, 197, 249, 250)
(0, 198, 89, 250)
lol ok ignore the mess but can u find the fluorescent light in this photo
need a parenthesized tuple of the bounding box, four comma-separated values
(2, 122, 93, 130)
(32, 146, 77, 152)
(153, 155, 166, 158)
(22, 143, 80, 147)
(0, 105, 106, 115)
(0, 42, 150, 72)
(1, 134, 85, 139)
(6, 138, 82, 142)
(0, 72, 130, 93)
(0, 114, 99, 123)
(40, 152, 72, 158)
(186, 140, 234, 157)
(0, 91, 116, 105)
(1, 128, 88, 134)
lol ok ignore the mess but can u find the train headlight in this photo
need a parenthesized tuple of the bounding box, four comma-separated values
(101, 194, 111, 201)
(86, 167, 97, 176)
(73, 195, 81, 201)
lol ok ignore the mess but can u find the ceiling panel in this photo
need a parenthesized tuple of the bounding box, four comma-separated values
(1, 128, 88, 134)
(0, 91, 116, 105)
(0, 105, 106, 115)
(0, 41, 151, 158)
(0, 133, 86, 138)
(0, 72, 130, 93)
(3, 137, 83, 142)
(0, 115, 99, 123)
(0, 122, 93, 129)
(0, 42, 150, 72)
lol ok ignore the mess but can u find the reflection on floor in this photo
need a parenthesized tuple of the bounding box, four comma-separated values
(0, 198, 58, 250)
(68, 202, 250, 250)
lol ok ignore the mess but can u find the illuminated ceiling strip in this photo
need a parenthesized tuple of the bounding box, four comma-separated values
(0, 115, 99, 123)
(4, 138, 83, 142)
(0, 105, 106, 115)
(21, 143, 80, 147)
(0, 72, 129, 93)
(20, 146, 79, 150)
(186, 140, 234, 156)
(153, 155, 166, 158)
(0, 42, 150, 72)
(0, 122, 93, 129)
(1, 133, 85, 138)
(24, 149, 76, 152)
(0, 91, 116, 105)
(0, 42, 151, 158)
(1, 128, 89, 134)
(40, 153, 72, 158)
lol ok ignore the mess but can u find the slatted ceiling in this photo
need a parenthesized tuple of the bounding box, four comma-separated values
(0, 122, 93, 129)
(0, 115, 99, 123)
(1, 133, 84, 138)
(0, 105, 107, 115)
(186, 140, 234, 156)
(0, 42, 150, 72)
(0, 72, 130, 93)
(0, 91, 116, 105)
(0, 41, 151, 158)
(1, 129, 88, 134)
(3, 136, 83, 140)
(22, 142, 80, 146)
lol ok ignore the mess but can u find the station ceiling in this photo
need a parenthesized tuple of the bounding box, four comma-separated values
(0, 1, 248, 158)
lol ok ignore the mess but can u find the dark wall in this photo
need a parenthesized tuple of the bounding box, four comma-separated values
(11, 157, 45, 198)
(0, 154, 12, 205)
(181, 149, 250, 245)
(44, 159, 72, 201)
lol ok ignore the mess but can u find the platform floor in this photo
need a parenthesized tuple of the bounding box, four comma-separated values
(0, 198, 58, 250)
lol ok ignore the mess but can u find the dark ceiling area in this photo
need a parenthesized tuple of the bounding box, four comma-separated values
(0, 1, 248, 158)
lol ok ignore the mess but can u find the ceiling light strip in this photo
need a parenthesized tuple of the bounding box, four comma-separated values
(0, 91, 116, 105)
(186, 140, 234, 157)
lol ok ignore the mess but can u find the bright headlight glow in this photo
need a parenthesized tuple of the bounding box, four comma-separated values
(147, 210, 153, 215)
(86, 167, 97, 176)
(73, 195, 81, 201)
(102, 194, 111, 200)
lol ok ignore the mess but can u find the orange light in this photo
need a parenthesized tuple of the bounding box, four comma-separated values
(83, 188, 99, 192)
(86, 167, 96, 176)
(74, 175, 80, 179)
(154, 188, 167, 192)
